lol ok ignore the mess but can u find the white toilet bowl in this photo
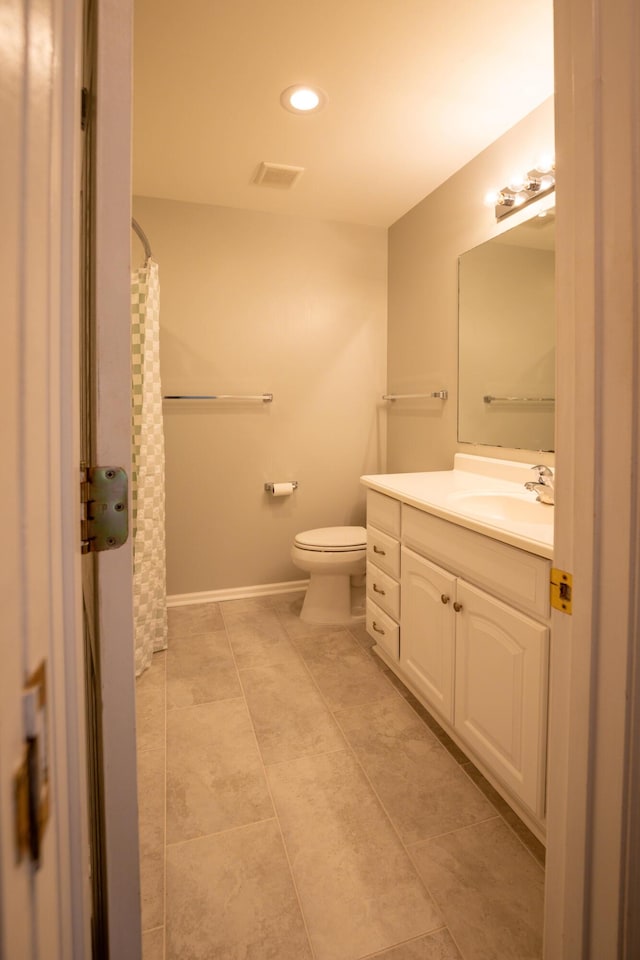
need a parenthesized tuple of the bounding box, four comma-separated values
(291, 526, 367, 624)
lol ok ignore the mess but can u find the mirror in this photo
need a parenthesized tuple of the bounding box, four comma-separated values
(457, 213, 555, 451)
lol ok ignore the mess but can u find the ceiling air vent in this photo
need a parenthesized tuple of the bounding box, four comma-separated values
(252, 162, 304, 189)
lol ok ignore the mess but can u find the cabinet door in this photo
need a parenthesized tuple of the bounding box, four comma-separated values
(400, 546, 456, 722)
(454, 580, 549, 815)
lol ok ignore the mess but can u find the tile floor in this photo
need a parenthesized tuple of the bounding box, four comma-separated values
(136, 592, 545, 960)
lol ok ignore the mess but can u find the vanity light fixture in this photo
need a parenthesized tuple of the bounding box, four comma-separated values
(280, 84, 328, 114)
(485, 155, 556, 221)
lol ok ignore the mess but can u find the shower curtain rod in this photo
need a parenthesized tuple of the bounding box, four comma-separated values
(132, 217, 153, 260)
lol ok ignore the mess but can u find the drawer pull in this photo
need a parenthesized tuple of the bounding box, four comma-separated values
(372, 583, 386, 595)
(441, 594, 450, 605)
(453, 601, 463, 613)
(373, 545, 386, 556)
(372, 621, 385, 635)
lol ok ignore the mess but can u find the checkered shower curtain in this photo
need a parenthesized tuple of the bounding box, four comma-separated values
(131, 258, 168, 675)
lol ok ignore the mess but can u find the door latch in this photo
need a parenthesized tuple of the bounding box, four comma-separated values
(14, 662, 50, 867)
(550, 567, 573, 614)
(81, 464, 128, 554)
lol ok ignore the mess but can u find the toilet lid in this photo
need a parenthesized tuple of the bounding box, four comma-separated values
(294, 525, 367, 552)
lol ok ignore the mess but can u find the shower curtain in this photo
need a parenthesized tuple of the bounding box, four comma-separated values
(131, 258, 168, 675)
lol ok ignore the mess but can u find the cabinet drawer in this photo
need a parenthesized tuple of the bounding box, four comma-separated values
(366, 525, 401, 579)
(367, 490, 401, 538)
(366, 599, 400, 660)
(366, 561, 400, 620)
(402, 505, 550, 619)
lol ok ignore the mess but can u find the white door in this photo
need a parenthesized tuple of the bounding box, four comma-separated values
(0, 0, 90, 955)
(454, 580, 549, 816)
(400, 546, 457, 722)
(91, 1, 142, 956)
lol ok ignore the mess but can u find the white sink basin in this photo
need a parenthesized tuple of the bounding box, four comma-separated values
(361, 455, 554, 558)
(446, 491, 553, 526)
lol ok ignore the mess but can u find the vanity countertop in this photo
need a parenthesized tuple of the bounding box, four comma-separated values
(361, 454, 554, 559)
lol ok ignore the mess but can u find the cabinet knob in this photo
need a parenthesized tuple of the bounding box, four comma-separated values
(440, 594, 450, 605)
(453, 601, 463, 613)
(372, 621, 385, 634)
(373, 583, 386, 595)
(373, 545, 386, 556)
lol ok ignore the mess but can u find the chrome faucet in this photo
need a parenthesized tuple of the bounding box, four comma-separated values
(524, 464, 555, 504)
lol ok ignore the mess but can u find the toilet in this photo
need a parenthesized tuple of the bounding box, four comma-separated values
(291, 526, 367, 624)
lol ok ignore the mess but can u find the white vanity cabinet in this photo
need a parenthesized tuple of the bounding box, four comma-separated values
(365, 490, 551, 825)
(401, 544, 548, 815)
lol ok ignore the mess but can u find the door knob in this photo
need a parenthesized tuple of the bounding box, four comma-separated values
(453, 601, 463, 612)
(440, 594, 450, 604)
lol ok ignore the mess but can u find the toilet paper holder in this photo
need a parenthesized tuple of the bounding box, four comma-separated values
(264, 481, 298, 493)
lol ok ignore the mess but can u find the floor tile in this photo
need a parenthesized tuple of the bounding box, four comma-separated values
(240, 658, 345, 764)
(221, 596, 274, 615)
(335, 696, 495, 843)
(460, 761, 546, 866)
(142, 926, 164, 960)
(295, 629, 398, 710)
(370, 929, 463, 959)
(166, 698, 273, 843)
(136, 651, 166, 753)
(168, 602, 224, 639)
(399, 689, 469, 765)
(167, 629, 241, 710)
(409, 818, 544, 960)
(268, 749, 443, 960)
(140, 848, 165, 933)
(222, 600, 300, 668)
(348, 621, 375, 649)
(166, 819, 313, 960)
(138, 747, 166, 931)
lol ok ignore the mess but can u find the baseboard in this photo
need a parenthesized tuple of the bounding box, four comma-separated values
(167, 578, 309, 607)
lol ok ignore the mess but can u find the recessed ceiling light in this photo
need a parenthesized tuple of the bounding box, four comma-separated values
(280, 84, 327, 114)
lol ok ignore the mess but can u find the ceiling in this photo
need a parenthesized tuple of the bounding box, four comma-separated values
(132, 0, 554, 228)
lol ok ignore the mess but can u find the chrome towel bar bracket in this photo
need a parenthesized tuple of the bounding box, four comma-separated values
(382, 391, 448, 401)
(483, 395, 554, 404)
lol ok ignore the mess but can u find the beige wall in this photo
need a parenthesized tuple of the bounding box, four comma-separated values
(387, 97, 555, 472)
(132, 197, 387, 596)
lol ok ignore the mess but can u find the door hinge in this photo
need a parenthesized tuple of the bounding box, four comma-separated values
(80, 463, 129, 554)
(550, 567, 573, 615)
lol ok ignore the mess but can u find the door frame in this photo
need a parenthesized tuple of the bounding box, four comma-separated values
(545, 0, 640, 955)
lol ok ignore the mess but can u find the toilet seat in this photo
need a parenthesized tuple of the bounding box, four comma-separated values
(294, 525, 367, 553)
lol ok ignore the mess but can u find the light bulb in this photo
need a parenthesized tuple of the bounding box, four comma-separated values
(512, 193, 526, 207)
(537, 153, 555, 174)
(280, 84, 327, 114)
(509, 174, 526, 192)
(540, 174, 555, 190)
(289, 88, 320, 111)
(484, 190, 501, 207)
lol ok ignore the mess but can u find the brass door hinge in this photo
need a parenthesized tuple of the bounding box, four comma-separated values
(80, 463, 129, 554)
(551, 567, 573, 614)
